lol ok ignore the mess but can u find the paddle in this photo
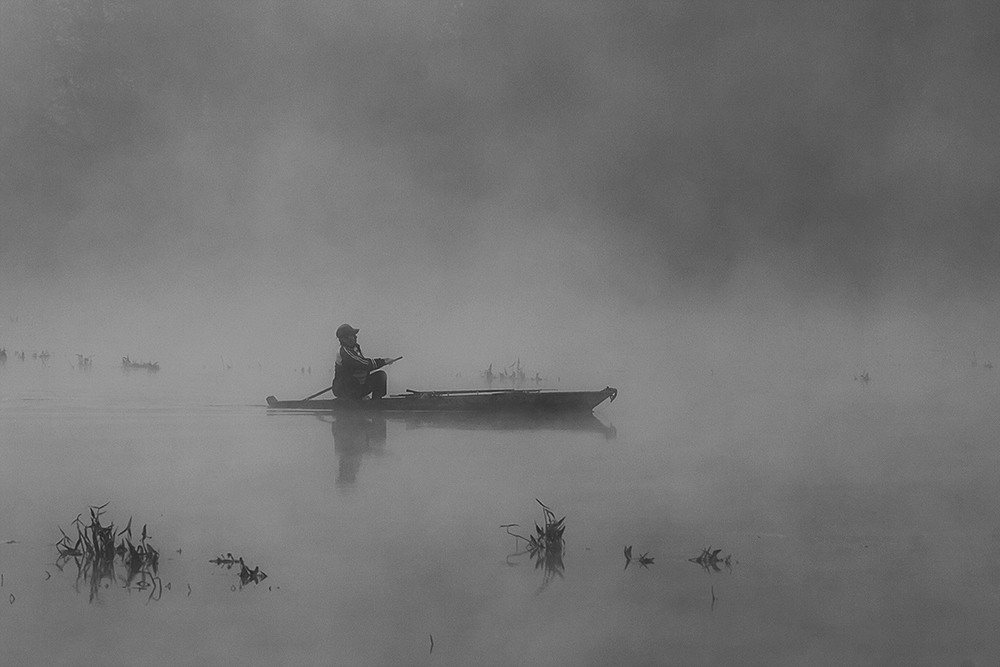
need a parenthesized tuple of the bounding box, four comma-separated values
(301, 386, 333, 401)
(406, 388, 541, 395)
(298, 357, 401, 400)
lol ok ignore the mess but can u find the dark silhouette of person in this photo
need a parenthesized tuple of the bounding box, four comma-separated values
(332, 324, 397, 400)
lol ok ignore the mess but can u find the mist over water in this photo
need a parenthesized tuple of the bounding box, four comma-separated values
(3, 339, 1000, 665)
(1, 1, 999, 371)
(1, 1, 1000, 664)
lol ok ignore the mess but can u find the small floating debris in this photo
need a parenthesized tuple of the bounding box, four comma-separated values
(209, 553, 242, 568)
(122, 355, 160, 372)
(623, 545, 654, 569)
(688, 546, 733, 572)
(210, 553, 268, 586)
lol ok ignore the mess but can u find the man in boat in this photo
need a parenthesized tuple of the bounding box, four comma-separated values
(332, 324, 395, 400)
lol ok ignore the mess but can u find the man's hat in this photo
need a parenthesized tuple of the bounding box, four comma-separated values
(336, 323, 360, 339)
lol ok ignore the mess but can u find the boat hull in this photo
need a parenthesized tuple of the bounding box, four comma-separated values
(265, 386, 617, 413)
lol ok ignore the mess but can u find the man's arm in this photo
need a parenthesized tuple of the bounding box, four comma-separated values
(341, 346, 385, 372)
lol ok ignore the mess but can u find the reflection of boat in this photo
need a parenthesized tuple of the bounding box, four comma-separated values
(307, 407, 616, 487)
(265, 386, 618, 413)
(398, 411, 616, 438)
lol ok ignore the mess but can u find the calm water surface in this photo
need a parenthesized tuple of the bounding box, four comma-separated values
(0, 359, 998, 666)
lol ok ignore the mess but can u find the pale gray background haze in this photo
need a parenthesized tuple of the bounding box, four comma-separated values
(2, 3, 1000, 666)
(1, 1, 997, 384)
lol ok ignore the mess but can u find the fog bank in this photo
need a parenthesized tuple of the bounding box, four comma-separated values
(1, 1, 998, 379)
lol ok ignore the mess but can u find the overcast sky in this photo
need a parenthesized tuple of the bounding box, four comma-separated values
(1, 1, 998, 374)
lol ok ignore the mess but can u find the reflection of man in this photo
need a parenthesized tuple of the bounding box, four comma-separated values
(331, 414, 387, 486)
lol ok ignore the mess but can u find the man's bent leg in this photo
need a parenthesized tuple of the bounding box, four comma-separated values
(366, 370, 387, 399)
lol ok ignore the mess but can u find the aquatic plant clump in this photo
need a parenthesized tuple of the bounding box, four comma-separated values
(503, 499, 565, 556)
(54, 503, 161, 602)
(529, 500, 565, 556)
(502, 499, 566, 591)
(56, 503, 159, 569)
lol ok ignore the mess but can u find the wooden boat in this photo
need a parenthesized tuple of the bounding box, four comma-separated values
(265, 386, 618, 414)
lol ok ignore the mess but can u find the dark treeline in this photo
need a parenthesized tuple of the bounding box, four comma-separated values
(1, 1, 999, 303)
